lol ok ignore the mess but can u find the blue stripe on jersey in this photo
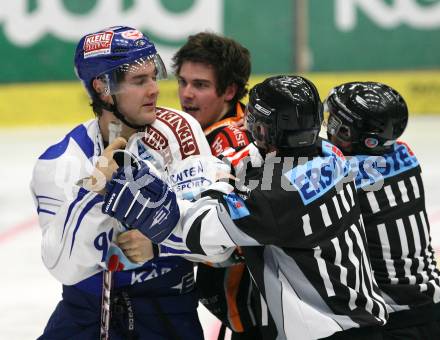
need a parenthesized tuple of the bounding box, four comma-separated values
(37, 208, 56, 215)
(353, 143, 419, 189)
(69, 194, 103, 256)
(223, 193, 250, 220)
(62, 187, 89, 239)
(284, 153, 350, 205)
(39, 124, 94, 160)
(35, 195, 62, 216)
(160, 244, 192, 255)
(36, 195, 62, 202)
(168, 233, 183, 243)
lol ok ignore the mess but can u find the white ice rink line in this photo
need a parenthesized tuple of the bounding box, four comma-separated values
(0, 115, 439, 340)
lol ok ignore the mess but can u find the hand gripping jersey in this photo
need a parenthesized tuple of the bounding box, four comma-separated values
(351, 141, 440, 324)
(174, 139, 388, 340)
(30, 107, 211, 339)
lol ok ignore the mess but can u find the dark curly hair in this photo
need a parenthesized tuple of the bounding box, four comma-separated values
(172, 32, 251, 104)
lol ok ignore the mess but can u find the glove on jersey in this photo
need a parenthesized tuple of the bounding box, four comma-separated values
(102, 163, 180, 243)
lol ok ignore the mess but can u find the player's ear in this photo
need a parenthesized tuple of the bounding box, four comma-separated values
(92, 78, 112, 102)
(224, 83, 238, 102)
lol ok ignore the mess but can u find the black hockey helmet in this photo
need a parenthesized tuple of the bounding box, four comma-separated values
(245, 75, 323, 150)
(325, 82, 408, 155)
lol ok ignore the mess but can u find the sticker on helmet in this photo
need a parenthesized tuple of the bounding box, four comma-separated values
(83, 31, 114, 58)
(364, 137, 379, 148)
(255, 103, 271, 116)
(121, 30, 144, 40)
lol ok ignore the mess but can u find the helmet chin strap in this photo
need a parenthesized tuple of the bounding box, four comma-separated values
(111, 95, 147, 130)
(98, 95, 147, 130)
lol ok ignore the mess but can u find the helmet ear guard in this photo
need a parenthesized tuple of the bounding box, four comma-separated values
(359, 132, 397, 151)
(326, 112, 353, 142)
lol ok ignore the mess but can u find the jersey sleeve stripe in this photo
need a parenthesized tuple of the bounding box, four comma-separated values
(69, 194, 103, 256)
(159, 244, 192, 255)
(36, 195, 63, 202)
(410, 176, 420, 199)
(168, 233, 183, 243)
(62, 187, 89, 239)
(37, 208, 56, 215)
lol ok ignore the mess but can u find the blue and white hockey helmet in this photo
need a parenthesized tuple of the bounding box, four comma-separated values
(74, 26, 167, 98)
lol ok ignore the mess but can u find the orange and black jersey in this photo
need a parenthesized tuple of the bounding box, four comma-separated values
(204, 102, 252, 157)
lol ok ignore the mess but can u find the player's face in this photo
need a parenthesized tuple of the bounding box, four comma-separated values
(115, 60, 159, 125)
(177, 61, 233, 129)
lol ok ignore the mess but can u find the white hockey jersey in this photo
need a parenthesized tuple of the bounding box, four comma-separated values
(30, 107, 218, 288)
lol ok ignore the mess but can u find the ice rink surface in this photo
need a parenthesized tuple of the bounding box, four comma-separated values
(1, 116, 439, 340)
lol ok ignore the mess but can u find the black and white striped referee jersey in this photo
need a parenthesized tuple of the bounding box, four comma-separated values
(353, 141, 440, 315)
(177, 139, 388, 340)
